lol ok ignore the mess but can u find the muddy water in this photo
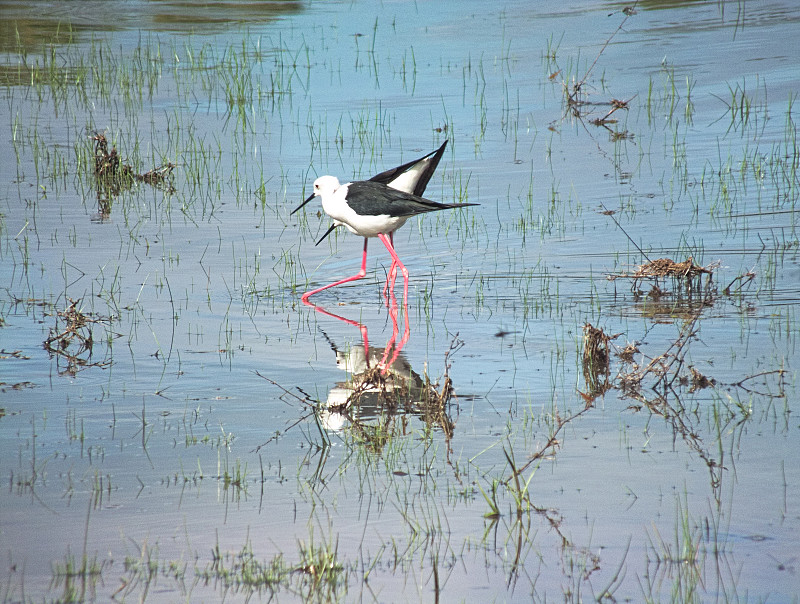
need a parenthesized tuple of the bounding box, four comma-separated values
(1, 0, 798, 601)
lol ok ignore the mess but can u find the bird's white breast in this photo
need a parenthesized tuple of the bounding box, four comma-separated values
(321, 182, 409, 237)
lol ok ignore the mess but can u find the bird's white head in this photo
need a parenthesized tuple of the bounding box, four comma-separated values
(292, 175, 342, 216)
(312, 175, 341, 198)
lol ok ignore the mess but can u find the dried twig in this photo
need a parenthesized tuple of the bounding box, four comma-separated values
(562, 5, 637, 109)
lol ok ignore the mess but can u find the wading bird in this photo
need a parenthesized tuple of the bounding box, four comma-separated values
(293, 142, 476, 301)
(314, 140, 448, 296)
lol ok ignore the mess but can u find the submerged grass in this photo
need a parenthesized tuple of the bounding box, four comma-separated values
(109, 529, 350, 602)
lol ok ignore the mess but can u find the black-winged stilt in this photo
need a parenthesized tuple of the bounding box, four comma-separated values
(314, 140, 448, 248)
(293, 142, 476, 301)
(314, 140, 448, 295)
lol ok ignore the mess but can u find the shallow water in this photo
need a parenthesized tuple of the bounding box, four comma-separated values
(1, 0, 798, 601)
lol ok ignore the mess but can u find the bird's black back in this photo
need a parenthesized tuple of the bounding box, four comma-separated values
(344, 181, 477, 217)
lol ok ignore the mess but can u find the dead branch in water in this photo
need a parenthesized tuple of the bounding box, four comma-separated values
(548, 3, 638, 131)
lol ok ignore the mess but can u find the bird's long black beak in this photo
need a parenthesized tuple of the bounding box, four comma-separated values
(315, 223, 337, 246)
(291, 192, 315, 216)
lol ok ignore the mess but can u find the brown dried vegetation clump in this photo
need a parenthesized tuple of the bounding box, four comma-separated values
(608, 256, 717, 290)
(92, 132, 175, 216)
(44, 298, 111, 375)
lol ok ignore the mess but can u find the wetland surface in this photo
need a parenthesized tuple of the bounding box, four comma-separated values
(1, 0, 798, 601)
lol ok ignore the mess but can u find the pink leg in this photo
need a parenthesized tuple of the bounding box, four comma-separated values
(379, 289, 401, 369)
(301, 238, 369, 301)
(377, 233, 408, 303)
(382, 231, 399, 300)
(301, 297, 370, 361)
(378, 288, 410, 372)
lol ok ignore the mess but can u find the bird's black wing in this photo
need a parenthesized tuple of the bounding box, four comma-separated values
(345, 181, 477, 217)
(370, 140, 448, 197)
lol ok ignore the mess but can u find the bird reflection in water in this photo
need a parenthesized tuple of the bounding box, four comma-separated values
(302, 296, 455, 448)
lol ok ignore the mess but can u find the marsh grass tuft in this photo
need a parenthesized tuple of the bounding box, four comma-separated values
(641, 494, 704, 603)
(203, 538, 286, 596)
(50, 549, 107, 604)
(198, 532, 348, 601)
